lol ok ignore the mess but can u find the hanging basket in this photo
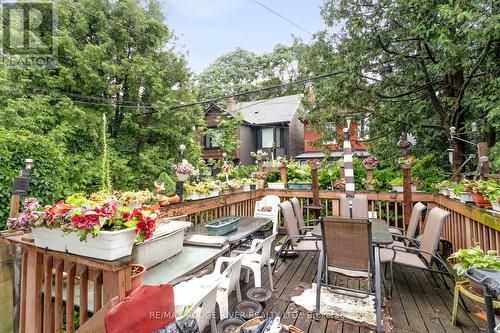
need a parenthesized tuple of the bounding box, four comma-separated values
(176, 173, 189, 182)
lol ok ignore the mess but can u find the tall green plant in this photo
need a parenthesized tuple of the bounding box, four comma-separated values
(101, 114, 111, 193)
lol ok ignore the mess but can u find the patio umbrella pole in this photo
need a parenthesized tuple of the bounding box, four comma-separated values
(342, 127, 355, 218)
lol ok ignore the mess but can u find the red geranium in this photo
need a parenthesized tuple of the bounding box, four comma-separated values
(126, 204, 160, 242)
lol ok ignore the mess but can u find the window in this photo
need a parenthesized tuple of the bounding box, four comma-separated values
(260, 128, 285, 149)
(203, 133, 219, 148)
(261, 128, 274, 148)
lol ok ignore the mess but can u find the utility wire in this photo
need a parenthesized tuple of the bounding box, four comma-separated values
(54, 0, 189, 50)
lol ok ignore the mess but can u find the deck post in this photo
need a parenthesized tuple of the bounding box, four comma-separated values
(402, 167, 412, 225)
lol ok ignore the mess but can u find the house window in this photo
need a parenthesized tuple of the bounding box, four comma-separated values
(260, 128, 285, 149)
(261, 128, 274, 148)
(204, 133, 219, 148)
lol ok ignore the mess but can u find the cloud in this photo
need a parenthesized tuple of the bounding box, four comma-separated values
(168, 0, 240, 18)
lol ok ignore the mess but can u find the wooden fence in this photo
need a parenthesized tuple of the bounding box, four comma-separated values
(161, 189, 500, 253)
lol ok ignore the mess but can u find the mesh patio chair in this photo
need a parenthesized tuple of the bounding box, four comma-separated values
(388, 202, 426, 247)
(380, 207, 452, 296)
(273, 201, 321, 273)
(315, 217, 373, 320)
(339, 194, 368, 218)
(290, 197, 320, 235)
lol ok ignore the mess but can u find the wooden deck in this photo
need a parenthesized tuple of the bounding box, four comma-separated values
(228, 249, 485, 333)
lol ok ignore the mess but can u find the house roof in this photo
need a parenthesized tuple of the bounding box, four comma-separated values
(233, 94, 303, 125)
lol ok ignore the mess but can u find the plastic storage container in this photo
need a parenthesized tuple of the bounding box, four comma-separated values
(205, 216, 240, 236)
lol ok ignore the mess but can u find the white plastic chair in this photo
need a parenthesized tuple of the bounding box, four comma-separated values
(173, 283, 218, 332)
(254, 195, 280, 233)
(232, 233, 277, 291)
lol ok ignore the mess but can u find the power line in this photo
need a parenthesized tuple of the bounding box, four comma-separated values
(53, 0, 189, 50)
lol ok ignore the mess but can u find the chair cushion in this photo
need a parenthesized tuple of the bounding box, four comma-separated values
(379, 248, 428, 269)
(295, 240, 321, 251)
(328, 266, 369, 278)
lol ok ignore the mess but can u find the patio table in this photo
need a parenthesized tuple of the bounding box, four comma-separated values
(187, 216, 271, 248)
(311, 218, 393, 333)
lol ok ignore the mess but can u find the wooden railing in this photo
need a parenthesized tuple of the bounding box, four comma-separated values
(161, 189, 500, 253)
(1, 236, 131, 333)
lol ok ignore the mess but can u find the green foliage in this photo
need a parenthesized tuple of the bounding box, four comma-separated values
(156, 172, 176, 195)
(205, 112, 243, 157)
(0, 129, 66, 227)
(411, 155, 447, 192)
(286, 162, 311, 182)
(317, 159, 340, 189)
(266, 172, 280, 183)
(449, 243, 500, 278)
(230, 165, 257, 180)
(101, 114, 111, 193)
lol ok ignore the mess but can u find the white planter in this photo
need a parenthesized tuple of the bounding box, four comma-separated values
(460, 192, 473, 203)
(32, 227, 67, 252)
(491, 202, 500, 212)
(242, 185, 251, 192)
(176, 173, 189, 182)
(268, 182, 286, 190)
(208, 190, 219, 198)
(185, 193, 200, 201)
(133, 221, 191, 268)
(391, 185, 417, 193)
(450, 192, 459, 200)
(65, 228, 136, 261)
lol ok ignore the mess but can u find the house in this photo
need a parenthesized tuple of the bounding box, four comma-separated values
(200, 94, 305, 165)
(294, 119, 370, 163)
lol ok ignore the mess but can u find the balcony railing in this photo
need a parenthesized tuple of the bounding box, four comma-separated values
(161, 189, 500, 253)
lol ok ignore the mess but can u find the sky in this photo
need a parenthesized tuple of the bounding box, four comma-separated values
(161, 0, 326, 74)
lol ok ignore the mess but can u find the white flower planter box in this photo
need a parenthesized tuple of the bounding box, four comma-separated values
(185, 193, 201, 201)
(391, 185, 417, 193)
(491, 202, 500, 212)
(32, 227, 67, 252)
(450, 192, 459, 200)
(459, 192, 473, 203)
(133, 221, 191, 268)
(65, 228, 136, 261)
(267, 182, 286, 190)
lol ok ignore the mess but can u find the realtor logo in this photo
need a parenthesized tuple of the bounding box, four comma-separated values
(0, 1, 57, 67)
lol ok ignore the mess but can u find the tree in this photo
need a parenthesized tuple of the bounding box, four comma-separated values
(0, 0, 202, 209)
(303, 0, 498, 173)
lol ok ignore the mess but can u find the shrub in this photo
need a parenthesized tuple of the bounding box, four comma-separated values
(156, 172, 176, 195)
(0, 129, 66, 228)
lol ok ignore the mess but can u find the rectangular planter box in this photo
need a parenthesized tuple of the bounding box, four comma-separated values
(32, 227, 67, 252)
(205, 216, 240, 236)
(132, 221, 191, 268)
(459, 192, 473, 203)
(288, 183, 313, 190)
(65, 228, 136, 261)
(267, 182, 286, 190)
(392, 185, 417, 193)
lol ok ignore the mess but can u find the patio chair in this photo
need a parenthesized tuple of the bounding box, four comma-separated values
(339, 194, 368, 218)
(172, 283, 218, 332)
(273, 201, 321, 273)
(315, 216, 373, 320)
(196, 254, 244, 320)
(254, 195, 281, 233)
(388, 202, 426, 246)
(290, 197, 320, 235)
(232, 233, 277, 291)
(380, 207, 452, 296)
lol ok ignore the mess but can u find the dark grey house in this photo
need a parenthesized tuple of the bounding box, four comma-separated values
(201, 94, 305, 165)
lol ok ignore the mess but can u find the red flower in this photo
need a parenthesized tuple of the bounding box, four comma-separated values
(121, 211, 131, 221)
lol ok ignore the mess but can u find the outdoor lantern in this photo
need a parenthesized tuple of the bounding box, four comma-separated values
(447, 148, 454, 165)
(449, 126, 456, 137)
(25, 158, 34, 169)
(179, 144, 186, 152)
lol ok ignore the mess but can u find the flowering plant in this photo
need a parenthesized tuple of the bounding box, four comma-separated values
(397, 156, 419, 167)
(172, 160, 194, 175)
(124, 204, 160, 242)
(333, 179, 345, 190)
(250, 149, 268, 160)
(7, 198, 45, 231)
(251, 171, 268, 180)
(362, 156, 379, 168)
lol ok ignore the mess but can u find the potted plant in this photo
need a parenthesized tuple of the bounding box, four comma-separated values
(471, 180, 499, 207)
(118, 190, 156, 210)
(267, 181, 286, 190)
(449, 243, 500, 294)
(433, 180, 453, 196)
(172, 160, 194, 182)
(332, 179, 345, 191)
(362, 156, 379, 170)
(250, 171, 267, 189)
(450, 179, 474, 203)
(127, 263, 147, 296)
(250, 149, 268, 161)
(398, 156, 419, 169)
(362, 178, 382, 191)
(389, 177, 417, 192)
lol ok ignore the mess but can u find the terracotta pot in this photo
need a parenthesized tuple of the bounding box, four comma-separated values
(127, 264, 146, 296)
(167, 194, 180, 205)
(472, 192, 491, 207)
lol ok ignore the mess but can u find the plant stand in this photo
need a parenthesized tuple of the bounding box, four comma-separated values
(451, 280, 500, 326)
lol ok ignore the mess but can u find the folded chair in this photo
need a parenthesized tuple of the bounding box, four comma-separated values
(290, 197, 320, 235)
(273, 201, 321, 273)
(380, 207, 451, 296)
(339, 194, 368, 218)
(315, 217, 373, 320)
(232, 233, 277, 291)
